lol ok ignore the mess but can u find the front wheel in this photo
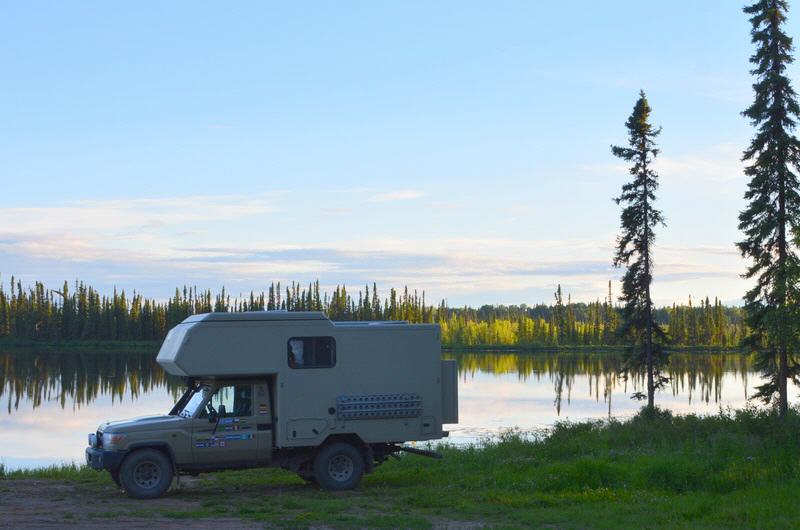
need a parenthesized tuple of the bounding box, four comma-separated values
(119, 449, 173, 499)
(110, 469, 122, 489)
(313, 442, 364, 491)
(298, 473, 318, 485)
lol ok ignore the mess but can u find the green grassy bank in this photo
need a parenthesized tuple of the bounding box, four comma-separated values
(3, 407, 799, 528)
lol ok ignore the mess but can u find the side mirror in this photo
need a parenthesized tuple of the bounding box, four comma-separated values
(208, 410, 218, 423)
(218, 404, 227, 417)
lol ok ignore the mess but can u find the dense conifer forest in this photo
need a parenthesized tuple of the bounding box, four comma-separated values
(0, 277, 745, 348)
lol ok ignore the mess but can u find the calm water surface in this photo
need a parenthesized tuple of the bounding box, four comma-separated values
(1, 348, 795, 470)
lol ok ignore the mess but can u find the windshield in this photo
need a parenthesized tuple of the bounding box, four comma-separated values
(177, 385, 212, 418)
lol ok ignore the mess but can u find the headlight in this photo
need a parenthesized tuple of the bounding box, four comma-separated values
(101, 432, 127, 449)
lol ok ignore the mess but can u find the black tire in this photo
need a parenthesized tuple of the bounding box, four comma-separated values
(298, 473, 318, 485)
(119, 449, 173, 499)
(313, 442, 364, 491)
(110, 469, 122, 489)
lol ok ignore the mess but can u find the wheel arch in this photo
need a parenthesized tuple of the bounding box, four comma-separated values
(320, 433, 366, 449)
(125, 442, 177, 467)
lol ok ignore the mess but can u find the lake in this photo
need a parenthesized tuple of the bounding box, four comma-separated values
(1, 347, 794, 470)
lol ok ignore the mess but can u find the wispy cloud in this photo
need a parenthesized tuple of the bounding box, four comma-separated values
(368, 190, 425, 203)
(0, 194, 281, 236)
(579, 144, 745, 196)
(655, 144, 746, 193)
(0, 191, 751, 306)
(659, 244, 739, 257)
(656, 270, 741, 283)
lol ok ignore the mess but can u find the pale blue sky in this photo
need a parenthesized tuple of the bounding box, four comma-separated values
(0, 1, 787, 306)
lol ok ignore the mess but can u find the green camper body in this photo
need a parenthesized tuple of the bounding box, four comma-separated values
(85, 311, 458, 498)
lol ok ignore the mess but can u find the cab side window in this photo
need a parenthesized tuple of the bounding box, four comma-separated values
(199, 384, 252, 418)
(288, 337, 336, 368)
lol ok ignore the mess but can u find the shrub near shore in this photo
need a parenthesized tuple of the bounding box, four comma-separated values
(2, 407, 799, 528)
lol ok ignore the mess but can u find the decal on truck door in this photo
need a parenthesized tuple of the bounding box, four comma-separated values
(195, 433, 255, 448)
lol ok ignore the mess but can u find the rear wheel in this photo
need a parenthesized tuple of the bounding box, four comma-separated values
(119, 449, 173, 499)
(313, 442, 364, 491)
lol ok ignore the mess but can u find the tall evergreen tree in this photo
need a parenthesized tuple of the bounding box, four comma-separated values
(739, 0, 800, 416)
(552, 285, 566, 345)
(611, 91, 668, 409)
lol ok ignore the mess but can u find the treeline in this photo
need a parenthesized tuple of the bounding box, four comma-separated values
(0, 277, 745, 348)
(440, 286, 745, 348)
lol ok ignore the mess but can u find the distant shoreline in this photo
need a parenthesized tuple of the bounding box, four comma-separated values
(0, 337, 746, 354)
(0, 338, 161, 352)
(443, 344, 747, 353)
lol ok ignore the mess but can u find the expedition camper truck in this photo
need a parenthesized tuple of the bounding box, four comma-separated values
(85, 311, 459, 499)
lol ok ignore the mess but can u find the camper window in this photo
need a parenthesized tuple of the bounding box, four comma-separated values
(288, 337, 336, 368)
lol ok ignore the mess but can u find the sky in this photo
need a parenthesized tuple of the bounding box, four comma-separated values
(0, 1, 791, 307)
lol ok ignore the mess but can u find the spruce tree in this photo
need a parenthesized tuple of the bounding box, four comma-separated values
(611, 90, 668, 409)
(739, 0, 800, 416)
(553, 284, 566, 332)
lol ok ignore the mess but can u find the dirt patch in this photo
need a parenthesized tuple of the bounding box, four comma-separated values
(0, 478, 264, 529)
(0, 478, 487, 529)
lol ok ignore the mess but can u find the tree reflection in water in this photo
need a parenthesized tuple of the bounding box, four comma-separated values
(0, 348, 182, 414)
(447, 350, 757, 416)
(1, 347, 756, 416)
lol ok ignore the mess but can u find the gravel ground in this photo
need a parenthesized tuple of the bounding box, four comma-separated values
(0, 478, 484, 529)
(0, 478, 264, 529)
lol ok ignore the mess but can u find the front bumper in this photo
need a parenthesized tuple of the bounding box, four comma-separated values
(85, 447, 126, 472)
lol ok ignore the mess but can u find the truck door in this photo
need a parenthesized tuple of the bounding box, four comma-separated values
(191, 383, 259, 464)
(253, 381, 273, 463)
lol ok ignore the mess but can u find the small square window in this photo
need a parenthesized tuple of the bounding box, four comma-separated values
(288, 337, 336, 368)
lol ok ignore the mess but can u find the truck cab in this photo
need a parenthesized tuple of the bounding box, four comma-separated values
(86, 311, 458, 499)
(173, 378, 275, 466)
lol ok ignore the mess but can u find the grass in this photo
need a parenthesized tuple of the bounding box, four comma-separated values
(0, 461, 105, 481)
(4, 407, 800, 528)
